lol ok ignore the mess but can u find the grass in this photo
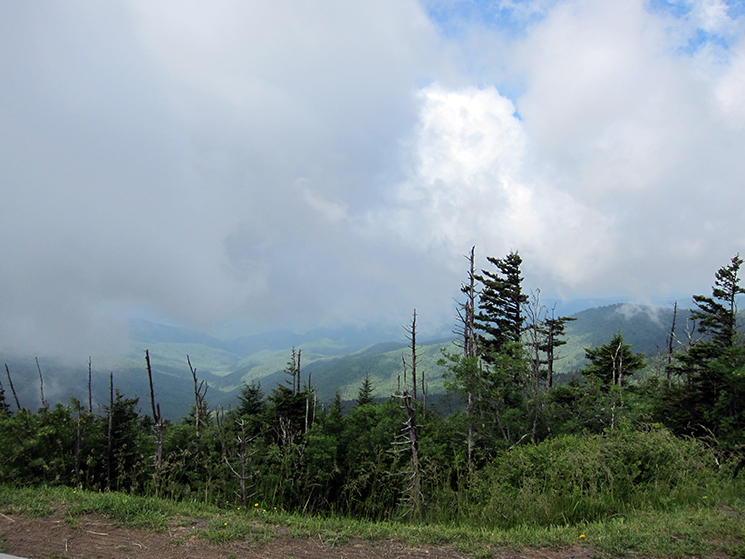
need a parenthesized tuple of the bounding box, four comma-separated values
(0, 485, 743, 557)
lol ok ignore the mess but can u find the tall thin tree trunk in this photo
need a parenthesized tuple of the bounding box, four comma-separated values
(463, 247, 477, 468)
(404, 310, 418, 400)
(188, 355, 206, 439)
(107, 372, 113, 492)
(667, 301, 678, 380)
(401, 390, 421, 519)
(36, 357, 48, 411)
(145, 350, 162, 495)
(4, 364, 21, 411)
(74, 400, 82, 487)
(88, 356, 93, 413)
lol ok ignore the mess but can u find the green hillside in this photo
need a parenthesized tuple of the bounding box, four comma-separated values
(556, 303, 690, 374)
(1, 303, 708, 420)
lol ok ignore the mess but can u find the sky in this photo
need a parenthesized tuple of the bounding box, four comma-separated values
(2, 0, 745, 357)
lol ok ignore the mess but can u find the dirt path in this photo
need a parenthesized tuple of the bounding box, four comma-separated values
(0, 512, 596, 559)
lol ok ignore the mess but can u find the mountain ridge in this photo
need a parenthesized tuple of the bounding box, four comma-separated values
(1, 303, 705, 420)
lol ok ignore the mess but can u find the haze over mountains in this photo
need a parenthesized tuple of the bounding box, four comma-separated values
(0, 303, 696, 420)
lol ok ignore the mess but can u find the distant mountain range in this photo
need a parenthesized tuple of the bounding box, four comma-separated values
(0, 303, 698, 420)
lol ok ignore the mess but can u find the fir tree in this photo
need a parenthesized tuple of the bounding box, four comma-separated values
(582, 332, 645, 389)
(475, 250, 528, 361)
(356, 373, 375, 407)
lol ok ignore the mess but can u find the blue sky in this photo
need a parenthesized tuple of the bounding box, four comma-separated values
(1, 0, 745, 357)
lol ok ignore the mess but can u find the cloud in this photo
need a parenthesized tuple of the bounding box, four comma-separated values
(0, 1, 444, 356)
(381, 0, 745, 305)
(2, 0, 745, 358)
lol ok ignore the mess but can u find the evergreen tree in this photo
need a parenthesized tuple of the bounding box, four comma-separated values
(106, 391, 149, 492)
(356, 373, 375, 407)
(539, 313, 576, 388)
(657, 255, 745, 446)
(674, 254, 745, 379)
(692, 254, 744, 349)
(475, 251, 528, 361)
(582, 332, 645, 389)
(234, 380, 267, 438)
(0, 379, 10, 418)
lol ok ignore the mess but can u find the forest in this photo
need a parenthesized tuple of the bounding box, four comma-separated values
(0, 250, 744, 529)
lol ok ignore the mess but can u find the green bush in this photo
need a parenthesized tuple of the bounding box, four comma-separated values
(459, 425, 723, 528)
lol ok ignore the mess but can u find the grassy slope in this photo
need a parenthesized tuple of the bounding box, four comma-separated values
(0, 485, 743, 558)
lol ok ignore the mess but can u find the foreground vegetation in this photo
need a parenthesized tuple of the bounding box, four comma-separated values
(0, 481, 743, 558)
(1, 252, 745, 557)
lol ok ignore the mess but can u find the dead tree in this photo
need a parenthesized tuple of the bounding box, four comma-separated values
(454, 247, 478, 467)
(88, 356, 93, 413)
(403, 309, 418, 401)
(4, 364, 21, 411)
(74, 397, 82, 487)
(187, 355, 208, 438)
(216, 409, 254, 508)
(107, 372, 113, 491)
(145, 350, 163, 495)
(35, 357, 48, 411)
(666, 302, 678, 380)
(303, 355, 315, 435)
(393, 390, 422, 519)
(523, 289, 548, 443)
(455, 247, 478, 359)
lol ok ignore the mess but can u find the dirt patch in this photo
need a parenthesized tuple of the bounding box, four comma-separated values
(0, 511, 594, 559)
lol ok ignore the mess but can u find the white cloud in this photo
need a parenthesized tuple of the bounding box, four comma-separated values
(381, 0, 745, 302)
(382, 83, 613, 288)
(2, 0, 745, 358)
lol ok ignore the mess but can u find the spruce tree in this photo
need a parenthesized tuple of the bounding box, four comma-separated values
(691, 253, 744, 350)
(582, 332, 645, 389)
(475, 250, 528, 361)
(356, 373, 374, 407)
(673, 254, 745, 380)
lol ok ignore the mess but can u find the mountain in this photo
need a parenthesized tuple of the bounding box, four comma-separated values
(556, 303, 691, 374)
(1, 303, 700, 420)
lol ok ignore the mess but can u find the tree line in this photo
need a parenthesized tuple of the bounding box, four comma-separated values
(0, 250, 743, 524)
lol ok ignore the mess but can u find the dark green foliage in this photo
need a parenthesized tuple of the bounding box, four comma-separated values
(356, 373, 374, 407)
(107, 391, 151, 492)
(233, 380, 266, 438)
(692, 253, 744, 349)
(0, 381, 10, 418)
(475, 251, 528, 361)
(655, 255, 745, 448)
(582, 332, 645, 388)
(465, 426, 721, 528)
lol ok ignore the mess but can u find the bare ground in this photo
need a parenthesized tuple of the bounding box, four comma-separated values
(0, 511, 598, 559)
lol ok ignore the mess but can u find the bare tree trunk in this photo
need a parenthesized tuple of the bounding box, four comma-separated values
(4, 364, 21, 411)
(461, 247, 477, 468)
(187, 355, 207, 438)
(667, 301, 678, 381)
(404, 310, 418, 400)
(107, 372, 113, 492)
(88, 356, 93, 413)
(304, 391, 310, 435)
(393, 390, 422, 517)
(421, 368, 426, 419)
(36, 357, 48, 411)
(217, 411, 252, 508)
(238, 420, 247, 507)
(297, 349, 302, 395)
(399, 390, 421, 519)
(145, 350, 163, 495)
(74, 399, 81, 487)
